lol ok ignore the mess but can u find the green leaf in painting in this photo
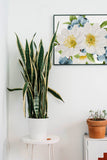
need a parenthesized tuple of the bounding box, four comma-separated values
(54, 43, 58, 46)
(100, 21, 107, 28)
(79, 23, 83, 27)
(58, 50, 62, 54)
(74, 54, 80, 58)
(54, 38, 60, 45)
(70, 56, 73, 61)
(69, 16, 77, 22)
(63, 22, 71, 25)
(55, 38, 59, 43)
(104, 28, 107, 31)
(86, 53, 95, 62)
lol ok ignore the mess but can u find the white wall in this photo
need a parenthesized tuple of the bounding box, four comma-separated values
(8, 0, 107, 160)
(0, 0, 8, 160)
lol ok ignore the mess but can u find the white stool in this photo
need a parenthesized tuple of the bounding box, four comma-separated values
(22, 135, 60, 160)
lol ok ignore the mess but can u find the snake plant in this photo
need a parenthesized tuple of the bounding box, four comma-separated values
(8, 24, 64, 118)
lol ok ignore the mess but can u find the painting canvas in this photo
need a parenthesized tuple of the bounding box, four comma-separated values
(53, 14, 107, 65)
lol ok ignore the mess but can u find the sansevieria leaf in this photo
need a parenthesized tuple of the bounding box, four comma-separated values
(30, 40, 34, 60)
(38, 40, 44, 71)
(8, 24, 64, 119)
(25, 40, 31, 81)
(15, 34, 25, 64)
(34, 86, 39, 118)
(7, 88, 22, 91)
(48, 87, 64, 102)
(23, 82, 29, 97)
(19, 59, 25, 75)
(46, 23, 59, 88)
(23, 82, 29, 117)
(23, 92, 26, 117)
(30, 33, 36, 61)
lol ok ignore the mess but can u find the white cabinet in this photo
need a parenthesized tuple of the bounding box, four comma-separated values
(84, 135, 107, 160)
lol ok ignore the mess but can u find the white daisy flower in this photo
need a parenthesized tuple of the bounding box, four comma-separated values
(83, 23, 107, 55)
(55, 25, 85, 58)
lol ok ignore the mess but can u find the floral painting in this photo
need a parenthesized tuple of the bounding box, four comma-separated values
(53, 15, 107, 65)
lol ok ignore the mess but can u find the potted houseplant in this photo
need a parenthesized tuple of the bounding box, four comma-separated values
(87, 110, 107, 139)
(8, 24, 64, 139)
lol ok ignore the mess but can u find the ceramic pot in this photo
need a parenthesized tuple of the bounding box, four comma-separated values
(87, 118, 107, 139)
(28, 118, 48, 140)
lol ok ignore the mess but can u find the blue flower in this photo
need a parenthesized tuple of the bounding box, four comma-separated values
(67, 16, 89, 30)
(104, 46, 107, 50)
(78, 24, 81, 27)
(80, 49, 86, 53)
(59, 57, 73, 65)
(97, 52, 107, 64)
(78, 16, 83, 23)
(97, 55, 105, 62)
(67, 25, 73, 30)
(66, 58, 73, 64)
(81, 18, 89, 26)
(105, 52, 107, 57)
(67, 20, 79, 30)
(105, 35, 107, 39)
(104, 54, 107, 64)
(71, 19, 79, 26)
(104, 46, 107, 56)
(78, 16, 89, 26)
(97, 46, 107, 64)
(67, 15, 89, 30)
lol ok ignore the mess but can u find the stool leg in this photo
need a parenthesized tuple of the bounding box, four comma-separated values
(31, 144, 34, 160)
(25, 144, 28, 160)
(48, 144, 52, 160)
(48, 144, 54, 160)
(51, 145, 54, 160)
(34, 145, 37, 160)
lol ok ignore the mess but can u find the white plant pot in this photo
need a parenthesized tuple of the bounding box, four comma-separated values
(28, 118, 48, 140)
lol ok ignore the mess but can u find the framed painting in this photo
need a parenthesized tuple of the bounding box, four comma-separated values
(53, 14, 107, 65)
